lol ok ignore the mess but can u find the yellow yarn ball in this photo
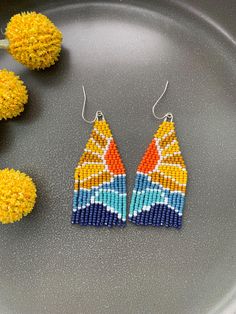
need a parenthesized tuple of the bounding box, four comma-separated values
(0, 169, 37, 224)
(5, 12, 62, 70)
(0, 69, 28, 120)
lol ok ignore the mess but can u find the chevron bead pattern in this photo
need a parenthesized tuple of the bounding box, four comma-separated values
(129, 121, 187, 228)
(72, 119, 126, 227)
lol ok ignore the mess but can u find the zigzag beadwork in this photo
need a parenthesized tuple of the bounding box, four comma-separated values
(129, 121, 187, 228)
(72, 119, 126, 227)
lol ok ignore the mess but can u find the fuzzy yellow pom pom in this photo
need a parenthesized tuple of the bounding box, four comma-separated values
(0, 169, 37, 224)
(0, 69, 28, 120)
(5, 12, 62, 70)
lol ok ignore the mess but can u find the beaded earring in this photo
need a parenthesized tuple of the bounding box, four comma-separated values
(72, 86, 126, 227)
(129, 82, 188, 228)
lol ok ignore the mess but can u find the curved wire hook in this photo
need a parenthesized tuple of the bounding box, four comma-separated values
(81, 85, 104, 124)
(152, 81, 173, 122)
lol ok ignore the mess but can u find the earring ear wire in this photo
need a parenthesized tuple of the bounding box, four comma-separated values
(81, 85, 105, 123)
(152, 81, 173, 122)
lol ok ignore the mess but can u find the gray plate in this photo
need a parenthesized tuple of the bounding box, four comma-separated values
(0, 1, 236, 313)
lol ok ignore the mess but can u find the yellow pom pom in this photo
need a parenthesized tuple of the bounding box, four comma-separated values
(5, 12, 62, 70)
(0, 69, 28, 120)
(0, 169, 37, 224)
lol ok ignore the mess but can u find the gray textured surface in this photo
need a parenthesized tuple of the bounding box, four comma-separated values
(0, 0, 236, 313)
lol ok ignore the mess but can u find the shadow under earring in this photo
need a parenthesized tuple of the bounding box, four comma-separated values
(129, 82, 188, 229)
(72, 86, 126, 227)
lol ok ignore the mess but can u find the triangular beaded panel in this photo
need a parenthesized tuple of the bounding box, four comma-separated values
(129, 121, 187, 228)
(72, 119, 126, 227)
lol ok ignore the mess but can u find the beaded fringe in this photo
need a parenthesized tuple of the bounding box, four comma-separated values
(72, 119, 126, 227)
(129, 121, 187, 229)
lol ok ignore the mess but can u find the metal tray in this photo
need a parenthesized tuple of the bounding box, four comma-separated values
(0, 0, 236, 313)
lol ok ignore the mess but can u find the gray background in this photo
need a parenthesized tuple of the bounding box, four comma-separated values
(0, 0, 236, 313)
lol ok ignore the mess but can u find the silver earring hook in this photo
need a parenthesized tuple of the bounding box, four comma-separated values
(81, 85, 104, 124)
(152, 81, 173, 122)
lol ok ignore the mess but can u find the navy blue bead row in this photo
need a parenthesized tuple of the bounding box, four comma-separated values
(71, 204, 125, 227)
(129, 204, 182, 228)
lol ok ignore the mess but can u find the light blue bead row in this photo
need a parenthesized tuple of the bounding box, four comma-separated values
(130, 173, 185, 215)
(73, 175, 126, 221)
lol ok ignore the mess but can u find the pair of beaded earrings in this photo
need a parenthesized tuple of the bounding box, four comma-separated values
(72, 82, 187, 229)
